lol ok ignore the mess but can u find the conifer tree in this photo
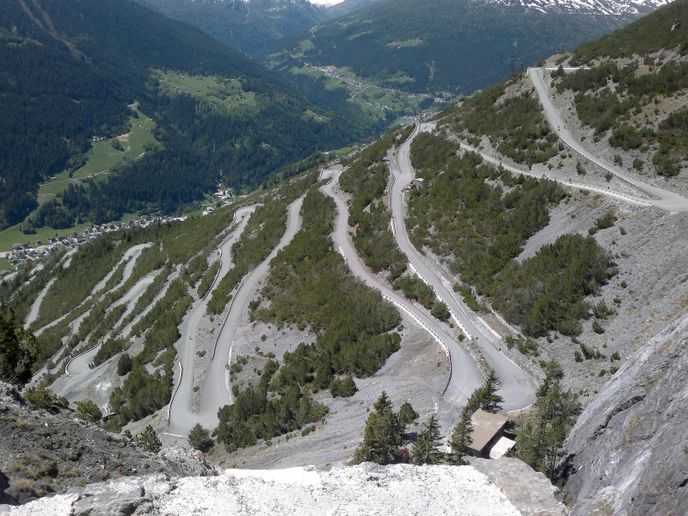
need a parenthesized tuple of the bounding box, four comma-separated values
(398, 401, 419, 428)
(354, 391, 402, 464)
(188, 423, 214, 452)
(137, 425, 162, 453)
(449, 408, 473, 465)
(412, 415, 443, 465)
(477, 369, 504, 413)
(0, 308, 38, 385)
(515, 359, 580, 479)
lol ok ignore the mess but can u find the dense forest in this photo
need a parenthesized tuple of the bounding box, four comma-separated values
(267, 0, 628, 95)
(0, 0, 362, 231)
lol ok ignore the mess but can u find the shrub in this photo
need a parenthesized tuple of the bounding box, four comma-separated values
(430, 301, 450, 322)
(117, 353, 133, 376)
(595, 211, 617, 230)
(188, 423, 214, 452)
(24, 388, 69, 413)
(76, 400, 103, 423)
(330, 375, 358, 398)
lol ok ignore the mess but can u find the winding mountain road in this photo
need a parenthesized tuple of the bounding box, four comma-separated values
(65, 270, 161, 376)
(320, 168, 484, 435)
(389, 126, 537, 413)
(169, 199, 304, 434)
(529, 67, 688, 213)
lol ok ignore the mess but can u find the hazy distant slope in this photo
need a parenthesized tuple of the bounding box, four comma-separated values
(0, 0, 356, 230)
(267, 0, 635, 94)
(135, 0, 326, 55)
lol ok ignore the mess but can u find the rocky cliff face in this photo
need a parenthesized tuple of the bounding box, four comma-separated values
(0, 461, 566, 515)
(0, 382, 212, 505)
(562, 312, 688, 515)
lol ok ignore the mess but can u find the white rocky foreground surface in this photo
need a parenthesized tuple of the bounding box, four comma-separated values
(0, 460, 565, 515)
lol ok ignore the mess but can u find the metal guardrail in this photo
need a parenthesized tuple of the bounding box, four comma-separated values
(167, 361, 183, 424)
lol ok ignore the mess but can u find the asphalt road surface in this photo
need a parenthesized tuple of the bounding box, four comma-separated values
(529, 67, 688, 213)
(389, 126, 537, 413)
(320, 168, 484, 436)
(169, 199, 304, 434)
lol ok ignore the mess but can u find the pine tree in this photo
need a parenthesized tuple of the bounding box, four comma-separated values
(465, 369, 504, 414)
(449, 408, 473, 465)
(0, 308, 38, 385)
(412, 415, 443, 465)
(188, 423, 214, 452)
(76, 400, 103, 423)
(398, 401, 419, 428)
(478, 369, 503, 413)
(136, 425, 162, 453)
(354, 391, 402, 464)
(515, 359, 580, 479)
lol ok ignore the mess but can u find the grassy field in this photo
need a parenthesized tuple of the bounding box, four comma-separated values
(289, 64, 428, 126)
(37, 105, 158, 203)
(155, 70, 258, 114)
(0, 258, 10, 271)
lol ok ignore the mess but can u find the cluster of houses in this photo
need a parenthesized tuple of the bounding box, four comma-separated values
(7, 215, 187, 266)
(203, 184, 235, 216)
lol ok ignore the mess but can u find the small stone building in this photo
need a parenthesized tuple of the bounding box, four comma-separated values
(467, 409, 514, 458)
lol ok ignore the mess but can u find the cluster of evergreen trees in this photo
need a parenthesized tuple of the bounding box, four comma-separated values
(408, 133, 613, 338)
(453, 83, 559, 166)
(355, 364, 578, 481)
(354, 371, 503, 466)
(555, 60, 688, 176)
(214, 186, 404, 450)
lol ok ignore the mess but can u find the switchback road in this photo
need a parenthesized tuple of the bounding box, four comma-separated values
(529, 67, 688, 213)
(320, 167, 483, 436)
(389, 126, 537, 413)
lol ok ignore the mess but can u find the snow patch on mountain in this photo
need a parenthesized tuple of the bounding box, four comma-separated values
(478, 0, 670, 15)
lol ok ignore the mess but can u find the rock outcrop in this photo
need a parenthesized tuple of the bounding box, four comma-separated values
(562, 313, 688, 515)
(0, 382, 212, 505)
(0, 461, 566, 515)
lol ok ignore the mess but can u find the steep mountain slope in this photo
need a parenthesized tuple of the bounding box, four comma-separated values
(562, 314, 688, 515)
(419, 0, 688, 510)
(0, 0, 357, 235)
(266, 0, 638, 95)
(135, 0, 326, 56)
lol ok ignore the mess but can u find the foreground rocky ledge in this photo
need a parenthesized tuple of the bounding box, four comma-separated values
(0, 459, 565, 515)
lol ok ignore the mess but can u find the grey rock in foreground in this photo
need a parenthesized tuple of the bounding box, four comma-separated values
(0, 381, 212, 505)
(562, 313, 688, 515)
(0, 461, 566, 515)
(473, 457, 566, 515)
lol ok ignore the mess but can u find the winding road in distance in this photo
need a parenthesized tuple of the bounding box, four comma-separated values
(529, 67, 688, 213)
(320, 168, 484, 435)
(169, 198, 305, 435)
(389, 126, 537, 413)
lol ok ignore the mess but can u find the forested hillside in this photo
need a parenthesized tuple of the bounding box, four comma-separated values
(0, 0, 360, 233)
(266, 0, 630, 95)
(135, 0, 326, 56)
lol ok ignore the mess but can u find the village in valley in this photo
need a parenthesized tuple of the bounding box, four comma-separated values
(3, 184, 236, 268)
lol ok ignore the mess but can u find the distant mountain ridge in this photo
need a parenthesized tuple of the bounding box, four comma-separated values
(265, 0, 638, 95)
(134, 0, 326, 55)
(476, 0, 670, 15)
